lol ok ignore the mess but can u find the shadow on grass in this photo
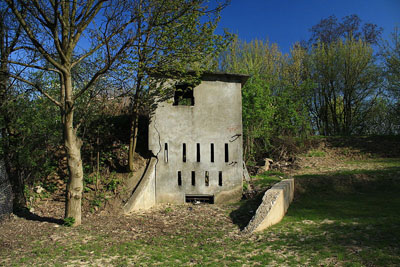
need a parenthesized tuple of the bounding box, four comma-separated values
(229, 191, 265, 230)
(294, 165, 400, 196)
(281, 165, 400, 264)
(276, 219, 400, 265)
(230, 164, 400, 233)
(276, 180, 400, 265)
(325, 135, 400, 158)
(14, 208, 64, 225)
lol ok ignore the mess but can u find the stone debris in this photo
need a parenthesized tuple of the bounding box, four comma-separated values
(34, 185, 45, 194)
(257, 158, 274, 174)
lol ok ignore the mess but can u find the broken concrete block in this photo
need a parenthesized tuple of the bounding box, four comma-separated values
(243, 179, 294, 233)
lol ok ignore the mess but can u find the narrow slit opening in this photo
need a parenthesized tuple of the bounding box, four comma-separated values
(196, 143, 200, 162)
(210, 143, 214, 162)
(191, 171, 195, 186)
(205, 171, 209, 186)
(218, 171, 223, 186)
(182, 143, 186, 162)
(178, 171, 182, 186)
(224, 143, 229, 162)
(164, 143, 168, 163)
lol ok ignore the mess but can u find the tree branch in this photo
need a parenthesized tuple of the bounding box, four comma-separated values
(7, 60, 61, 73)
(71, 17, 136, 68)
(71, 0, 105, 50)
(8, 73, 62, 107)
(73, 37, 133, 101)
(5, 0, 64, 71)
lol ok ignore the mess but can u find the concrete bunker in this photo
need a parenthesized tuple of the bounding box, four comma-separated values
(124, 72, 249, 212)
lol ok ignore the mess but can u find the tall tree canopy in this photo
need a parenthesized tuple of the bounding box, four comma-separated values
(381, 27, 400, 133)
(309, 14, 382, 45)
(306, 14, 384, 136)
(308, 37, 382, 135)
(219, 37, 311, 161)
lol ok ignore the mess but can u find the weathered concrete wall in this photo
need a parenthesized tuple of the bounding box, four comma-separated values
(0, 160, 13, 220)
(244, 179, 294, 233)
(123, 158, 156, 213)
(149, 74, 246, 204)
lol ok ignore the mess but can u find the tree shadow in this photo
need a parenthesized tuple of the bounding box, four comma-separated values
(277, 221, 400, 266)
(14, 208, 64, 225)
(230, 165, 400, 231)
(294, 166, 400, 196)
(325, 135, 400, 158)
(278, 173, 400, 265)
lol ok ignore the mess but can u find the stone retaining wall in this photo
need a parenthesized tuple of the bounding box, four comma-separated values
(243, 179, 294, 233)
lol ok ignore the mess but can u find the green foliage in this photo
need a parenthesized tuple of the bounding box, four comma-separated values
(242, 182, 249, 191)
(163, 207, 173, 214)
(219, 38, 312, 161)
(63, 217, 75, 227)
(106, 173, 121, 192)
(83, 173, 94, 193)
(304, 14, 396, 136)
(42, 181, 58, 193)
(253, 171, 285, 188)
(381, 27, 400, 134)
(0, 87, 61, 203)
(305, 150, 326, 157)
(242, 75, 275, 160)
(90, 193, 105, 209)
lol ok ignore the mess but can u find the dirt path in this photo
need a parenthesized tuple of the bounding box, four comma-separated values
(0, 200, 243, 265)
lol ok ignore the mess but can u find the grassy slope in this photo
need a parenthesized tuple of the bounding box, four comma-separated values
(1, 138, 400, 266)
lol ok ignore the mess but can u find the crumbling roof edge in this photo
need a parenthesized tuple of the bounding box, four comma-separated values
(150, 70, 250, 87)
(200, 71, 250, 87)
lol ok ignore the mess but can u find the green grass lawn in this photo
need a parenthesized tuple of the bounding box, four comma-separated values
(270, 176, 400, 265)
(2, 158, 400, 266)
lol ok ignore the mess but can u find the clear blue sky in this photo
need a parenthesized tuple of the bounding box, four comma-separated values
(215, 0, 400, 53)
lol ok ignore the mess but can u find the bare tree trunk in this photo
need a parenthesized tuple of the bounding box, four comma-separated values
(59, 73, 66, 140)
(96, 134, 99, 191)
(128, 78, 141, 172)
(128, 98, 139, 172)
(64, 114, 84, 225)
(64, 74, 83, 226)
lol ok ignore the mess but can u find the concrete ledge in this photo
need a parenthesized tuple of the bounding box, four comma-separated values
(123, 158, 157, 214)
(243, 179, 294, 233)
